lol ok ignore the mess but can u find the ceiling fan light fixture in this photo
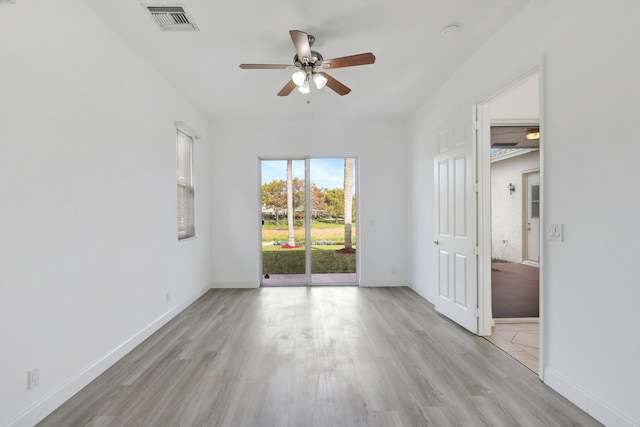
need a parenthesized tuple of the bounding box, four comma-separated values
(313, 73, 327, 90)
(298, 80, 311, 94)
(526, 128, 540, 140)
(292, 70, 306, 86)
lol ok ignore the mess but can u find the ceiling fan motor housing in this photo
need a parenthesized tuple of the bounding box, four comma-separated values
(294, 50, 324, 69)
(306, 34, 315, 47)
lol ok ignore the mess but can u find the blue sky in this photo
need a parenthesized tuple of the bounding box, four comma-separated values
(261, 158, 352, 190)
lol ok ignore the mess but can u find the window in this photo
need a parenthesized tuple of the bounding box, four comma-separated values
(177, 129, 195, 239)
(531, 184, 540, 218)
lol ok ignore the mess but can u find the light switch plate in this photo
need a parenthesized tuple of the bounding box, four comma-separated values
(547, 224, 563, 241)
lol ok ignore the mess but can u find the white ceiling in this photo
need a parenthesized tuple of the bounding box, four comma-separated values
(84, 0, 529, 121)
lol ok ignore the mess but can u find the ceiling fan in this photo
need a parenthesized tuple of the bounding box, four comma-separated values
(239, 30, 376, 97)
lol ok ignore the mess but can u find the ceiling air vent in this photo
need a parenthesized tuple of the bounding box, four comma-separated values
(492, 142, 518, 148)
(143, 5, 199, 31)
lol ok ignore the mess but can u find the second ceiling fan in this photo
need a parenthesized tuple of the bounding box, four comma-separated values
(239, 30, 375, 97)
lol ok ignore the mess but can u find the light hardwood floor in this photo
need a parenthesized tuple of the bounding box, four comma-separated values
(38, 287, 600, 426)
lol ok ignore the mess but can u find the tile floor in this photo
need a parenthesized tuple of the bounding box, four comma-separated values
(485, 322, 539, 374)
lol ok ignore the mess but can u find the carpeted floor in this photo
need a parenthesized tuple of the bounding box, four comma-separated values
(491, 263, 539, 318)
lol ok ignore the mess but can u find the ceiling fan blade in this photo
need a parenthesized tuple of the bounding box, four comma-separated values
(319, 72, 351, 96)
(277, 79, 297, 97)
(321, 53, 376, 69)
(289, 30, 312, 63)
(239, 64, 293, 70)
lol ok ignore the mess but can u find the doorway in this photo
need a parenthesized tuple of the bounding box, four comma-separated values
(488, 127, 540, 315)
(477, 69, 543, 376)
(487, 141, 540, 373)
(260, 158, 358, 286)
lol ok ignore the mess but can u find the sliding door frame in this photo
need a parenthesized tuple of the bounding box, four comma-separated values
(258, 156, 360, 286)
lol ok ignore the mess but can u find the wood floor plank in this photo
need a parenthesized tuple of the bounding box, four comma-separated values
(37, 287, 601, 427)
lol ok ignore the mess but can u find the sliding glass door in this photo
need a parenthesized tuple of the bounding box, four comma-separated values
(309, 158, 357, 284)
(260, 158, 357, 286)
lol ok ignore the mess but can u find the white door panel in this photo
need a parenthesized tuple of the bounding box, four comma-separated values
(438, 159, 449, 235)
(434, 121, 477, 333)
(454, 155, 467, 237)
(439, 250, 450, 299)
(454, 253, 468, 307)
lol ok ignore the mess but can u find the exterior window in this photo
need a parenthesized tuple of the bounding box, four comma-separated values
(531, 184, 540, 219)
(177, 129, 195, 239)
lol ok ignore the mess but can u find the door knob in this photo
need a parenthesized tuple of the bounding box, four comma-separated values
(434, 240, 439, 245)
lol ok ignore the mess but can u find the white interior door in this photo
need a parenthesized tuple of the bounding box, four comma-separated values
(434, 123, 477, 333)
(524, 171, 540, 263)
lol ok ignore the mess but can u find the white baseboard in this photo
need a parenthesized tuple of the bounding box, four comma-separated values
(359, 280, 408, 287)
(210, 281, 259, 288)
(544, 368, 637, 427)
(5, 287, 210, 427)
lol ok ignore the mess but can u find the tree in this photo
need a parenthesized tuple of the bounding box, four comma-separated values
(286, 160, 295, 246)
(291, 177, 305, 218)
(310, 183, 326, 218)
(262, 180, 287, 226)
(324, 188, 344, 222)
(343, 158, 354, 249)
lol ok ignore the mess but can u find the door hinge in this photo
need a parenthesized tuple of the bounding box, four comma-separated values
(473, 246, 479, 256)
(473, 182, 479, 193)
(472, 120, 479, 130)
(475, 307, 480, 318)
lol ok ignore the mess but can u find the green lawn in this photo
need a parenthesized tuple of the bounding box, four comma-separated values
(261, 219, 346, 229)
(262, 223, 356, 244)
(262, 246, 356, 274)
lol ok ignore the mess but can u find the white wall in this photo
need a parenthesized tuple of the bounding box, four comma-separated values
(0, 1, 211, 425)
(491, 151, 540, 262)
(209, 119, 408, 288)
(407, 1, 640, 426)
(488, 72, 539, 121)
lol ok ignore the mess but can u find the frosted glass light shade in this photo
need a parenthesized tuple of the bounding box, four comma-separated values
(298, 80, 310, 94)
(313, 73, 327, 89)
(292, 70, 306, 86)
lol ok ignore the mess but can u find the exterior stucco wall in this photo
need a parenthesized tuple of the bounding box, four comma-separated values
(491, 150, 540, 262)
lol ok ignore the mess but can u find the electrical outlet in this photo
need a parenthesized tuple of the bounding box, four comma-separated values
(166, 292, 171, 303)
(27, 368, 39, 390)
